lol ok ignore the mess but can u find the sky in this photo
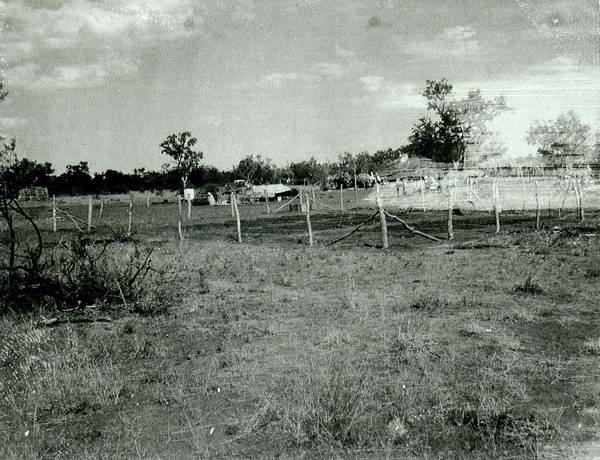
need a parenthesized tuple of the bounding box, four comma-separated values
(0, 0, 598, 173)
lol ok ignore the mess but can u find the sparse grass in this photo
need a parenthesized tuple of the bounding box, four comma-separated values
(2, 205, 600, 458)
(277, 353, 370, 447)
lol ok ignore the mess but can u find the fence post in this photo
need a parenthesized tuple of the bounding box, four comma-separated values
(311, 185, 317, 210)
(264, 187, 270, 214)
(354, 170, 358, 205)
(300, 189, 305, 212)
(177, 195, 183, 243)
(231, 193, 235, 217)
(305, 194, 313, 247)
(187, 195, 192, 219)
(52, 195, 57, 232)
(493, 179, 500, 234)
(146, 192, 150, 209)
(232, 193, 242, 243)
(340, 183, 344, 211)
(87, 195, 93, 233)
(420, 180, 425, 212)
(127, 193, 133, 236)
(447, 184, 454, 240)
(574, 179, 584, 222)
(376, 183, 388, 249)
(535, 181, 541, 231)
(520, 169, 525, 212)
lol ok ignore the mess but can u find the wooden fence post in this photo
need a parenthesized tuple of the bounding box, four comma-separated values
(376, 183, 388, 249)
(187, 196, 192, 219)
(340, 183, 344, 211)
(299, 189, 305, 212)
(420, 180, 425, 212)
(354, 170, 358, 205)
(493, 179, 500, 234)
(127, 193, 133, 236)
(99, 200, 104, 222)
(574, 179, 584, 222)
(447, 184, 454, 240)
(264, 187, 270, 214)
(535, 181, 541, 231)
(232, 193, 242, 243)
(87, 195, 93, 233)
(311, 185, 317, 210)
(230, 193, 235, 217)
(177, 195, 183, 243)
(305, 194, 313, 247)
(146, 192, 150, 209)
(520, 169, 525, 212)
(52, 195, 57, 232)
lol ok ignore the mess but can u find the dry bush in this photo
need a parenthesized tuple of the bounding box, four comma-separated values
(277, 354, 371, 447)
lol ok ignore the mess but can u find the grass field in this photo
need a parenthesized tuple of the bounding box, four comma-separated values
(2, 192, 600, 458)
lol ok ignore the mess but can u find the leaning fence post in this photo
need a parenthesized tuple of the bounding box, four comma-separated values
(52, 195, 57, 232)
(376, 183, 388, 249)
(311, 185, 317, 210)
(232, 193, 242, 243)
(99, 199, 104, 221)
(127, 193, 133, 236)
(264, 187, 270, 214)
(177, 195, 183, 243)
(305, 195, 313, 247)
(340, 183, 344, 211)
(87, 195, 93, 233)
(535, 181, 541, 231)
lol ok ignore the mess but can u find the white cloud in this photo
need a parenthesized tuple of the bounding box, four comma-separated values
(335, 44, 356, 59)
(0, 0, 255, 89)
(314, 62, 345, 78)
(5, 57, 140, 90)
(261, 72, 316, 87)
(198, 115, 221, 126)
(443, 25, 476, 41)
(380, 83, 425, 110)
(358, 75, 384, 93)
(358, 74, 424, 109)
(0, 117, 29, 128)
(402, 25, 481, 58)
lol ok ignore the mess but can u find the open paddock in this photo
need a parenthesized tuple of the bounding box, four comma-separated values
(2, 190, 600, 459)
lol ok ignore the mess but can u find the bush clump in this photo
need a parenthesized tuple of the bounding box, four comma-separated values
(513, 275, 544, 295)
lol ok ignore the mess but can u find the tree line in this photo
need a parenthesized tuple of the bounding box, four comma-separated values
(7, 78, 599, 196)
(9, 147, 406, 196)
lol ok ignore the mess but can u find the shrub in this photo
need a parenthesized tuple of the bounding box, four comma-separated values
(410, 293, 448, 312)
(513, 275, 544, 295)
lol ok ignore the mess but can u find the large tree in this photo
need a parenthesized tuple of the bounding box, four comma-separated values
(527, 111, 591, 165)
(232, 154, 275, 184)
(159, 132, 204, 190)
(407, 79, 508, 165)
(407, 79, 469, 164)
(449, 89, 509, 165)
